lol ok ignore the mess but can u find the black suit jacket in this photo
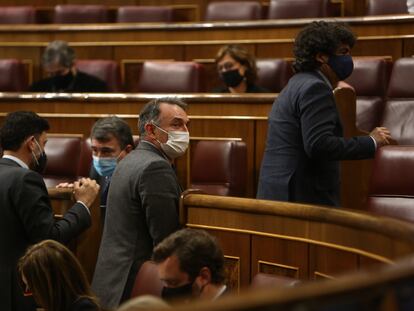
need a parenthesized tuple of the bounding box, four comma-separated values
(0, 158, 91, 311)
(257, 71, 375, 207)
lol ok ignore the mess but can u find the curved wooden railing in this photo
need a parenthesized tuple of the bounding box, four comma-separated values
(180, 193, 414, 289)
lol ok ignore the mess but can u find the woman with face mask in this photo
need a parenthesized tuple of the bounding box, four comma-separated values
(212, 44, 269, 93)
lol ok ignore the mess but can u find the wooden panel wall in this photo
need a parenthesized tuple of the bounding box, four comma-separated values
(0, 91, 373, 209)
(181, 194, 414, 290)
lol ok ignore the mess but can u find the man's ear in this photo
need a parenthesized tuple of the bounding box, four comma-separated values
(144, 123, 156, 137)
(125, 144, 133, 153)
(26, 136, 36, 152)
(315, 52, 329, 64)
(198, 267, 212, 286)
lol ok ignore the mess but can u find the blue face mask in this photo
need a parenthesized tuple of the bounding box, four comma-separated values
(93, 155, 118, 177)
(328, 54, 354, 81)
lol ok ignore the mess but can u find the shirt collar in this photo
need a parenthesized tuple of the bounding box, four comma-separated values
(2, 155, 29, 169)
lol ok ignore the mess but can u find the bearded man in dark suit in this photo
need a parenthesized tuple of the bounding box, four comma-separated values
(0, 111, 99, 311)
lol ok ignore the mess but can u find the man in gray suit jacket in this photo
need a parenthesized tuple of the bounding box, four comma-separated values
(92, 98, 190, 309)
(257, 21, 393, 207)
(0, 111, 99, 311)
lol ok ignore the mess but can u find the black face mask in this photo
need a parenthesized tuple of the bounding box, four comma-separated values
(52, 71, 74, 91)
(31, 140, 48, 174)
(221, 69, 244, 88)
(161, 282, 193, 302)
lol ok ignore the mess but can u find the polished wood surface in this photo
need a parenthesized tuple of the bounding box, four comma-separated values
(0, 15, 412, 43)
(48, 187, 102, 282)
(170, 255, 414, 310)
(180, 193, 414, 290)
(0, 90, 372, 208)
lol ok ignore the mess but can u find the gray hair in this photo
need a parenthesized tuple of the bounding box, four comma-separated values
(138, 98, 187, 137)
(91, 116, 134, 149)
(42, 40, 75, 68)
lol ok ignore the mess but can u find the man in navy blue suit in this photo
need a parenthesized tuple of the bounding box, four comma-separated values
(257, 21, 392, 207)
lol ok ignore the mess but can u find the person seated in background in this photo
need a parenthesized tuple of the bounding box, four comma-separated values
(18, 240, 100, 311)
(212, 44, 269, 93)
(29, 40, 108, 92)
(152, 228, 227, 303)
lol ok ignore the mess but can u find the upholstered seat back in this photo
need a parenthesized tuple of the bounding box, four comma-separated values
(190, 140, 247, 197)
(117, 6, 173, 23)
(268, 0, 328, 19)
(43, 135, 83, 188)
(367, 146, 414, 223)
(76, 59, 121, 92)
(205, 1, 262, 21)
(345, 58, 390, 132)
(137, 61, 205, 93)
(0, 6, 35, 24)
(381, 58, 414, 144)
(387, 58, 414, 99)
(130, 261, 163, 298)
(0, 59, 28, 92)
(256, 59, 293, 93)
(366, 0, 408, 15)
(54, 5, 108, 24)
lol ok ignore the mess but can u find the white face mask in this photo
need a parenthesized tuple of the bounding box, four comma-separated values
(153, 124, 190, 159)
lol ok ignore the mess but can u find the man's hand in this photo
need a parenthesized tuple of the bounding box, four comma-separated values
(369, 127, 393, 148)
(73, 178, 100, 208)
(56, 182, 74, 188)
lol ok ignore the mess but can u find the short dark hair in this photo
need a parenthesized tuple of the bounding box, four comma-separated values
(138, 98, 187, 137)
(0, 111, 50, 151)
(153, 228, 225, 284)
(293, 21, 356, 72)
(215, 44, 258, 84)
(91, 116, 134, 149)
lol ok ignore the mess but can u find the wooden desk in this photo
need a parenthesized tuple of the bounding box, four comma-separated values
(48, 187, 102, 282)
(0, 92, 371, 209)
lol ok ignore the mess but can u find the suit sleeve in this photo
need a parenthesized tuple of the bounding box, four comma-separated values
(138, 160, 180, 246)
(299, 81, 375, 160)
(15, 171, 91, 244)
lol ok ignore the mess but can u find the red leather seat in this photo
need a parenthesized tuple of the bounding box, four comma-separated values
(366, 0, 408, 15)
(190, 140, 247, 197)
(381, 58, 414, 144)
(367, 146, 414, 223)
(0, 6, 35, 24)
(345, 58, 391, 132)
(43, 135, 83, 188)
(130, 261, 163, 298)
(0, 59, 27, 92)
(54, 5, 108, 24)
(205, 1, 262, 21)
(76, 60, 121, 92)
(117, 6, 173, 23)
(256, 59, 293, 93)
(137, 61, 205, 93)
(268, 0, 329, 19)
